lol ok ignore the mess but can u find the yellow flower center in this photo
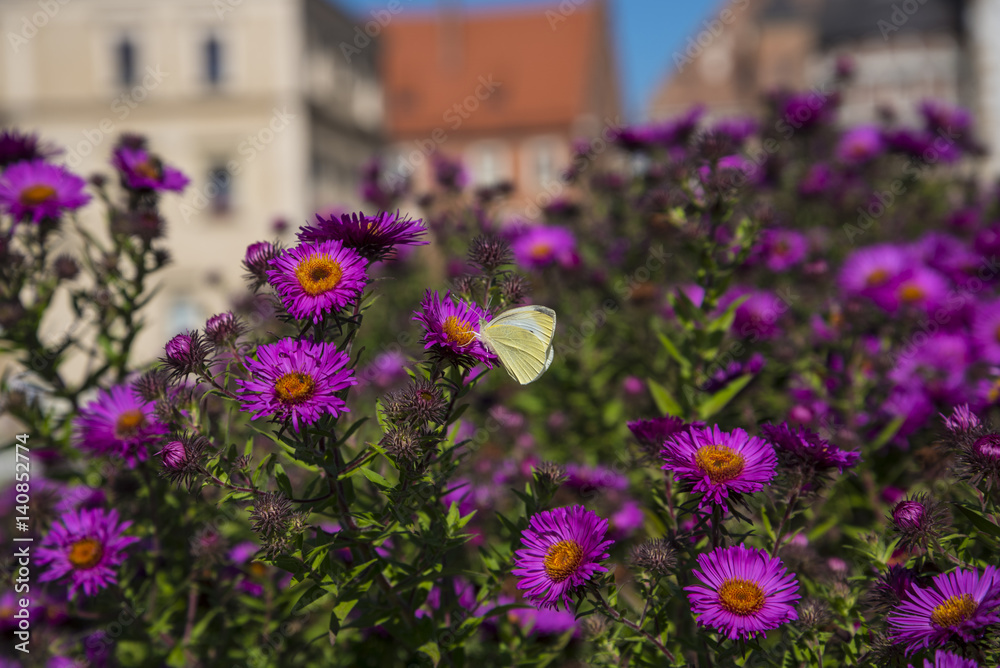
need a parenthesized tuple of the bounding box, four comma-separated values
(442, 315, 475, 347)
(774, 240, 789, 255)
(68, 538, 104, 570)
(695, 444, 746, 483)
(931, 594, 978, 628)
(530, 243, 553, 260)
(115, 409, 147, 439)
(135, 160, 161, 180)
(20, 184, 57, 206)
(899, 284, 925, 302)
(294, 254, 344, 296)
(866, 268, 890, 287)
(249, 561, 268, 578)
(274, 372, 316, 405)
(543, 539, 584, 583)
(717, 578, 766, 615)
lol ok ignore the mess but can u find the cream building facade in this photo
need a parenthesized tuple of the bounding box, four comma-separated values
(0, 0, 383, 360)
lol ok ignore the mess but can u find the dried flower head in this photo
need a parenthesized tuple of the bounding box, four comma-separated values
(629, 539, 677, 576)
(53, 254, 80, 280)
(380, 426, 422, 467)
(204, 311, 245, 347)
(132, 368, 171, 402)
(451, 273, 480, 298)
(533, 461, 567, 487)
(796, 598, 832, 631)
(468, 235, 513, 273)
(250, 492, 294, 556)
(500, 273, 529, 306)
(865, 565, 924, 616)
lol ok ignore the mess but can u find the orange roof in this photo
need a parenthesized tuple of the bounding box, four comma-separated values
(380, 2, 607, 137)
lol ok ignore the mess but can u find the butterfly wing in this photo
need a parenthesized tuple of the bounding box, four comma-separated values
(481, 306, 557, 384)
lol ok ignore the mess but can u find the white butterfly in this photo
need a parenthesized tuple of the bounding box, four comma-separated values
(476, 305, 557, 384)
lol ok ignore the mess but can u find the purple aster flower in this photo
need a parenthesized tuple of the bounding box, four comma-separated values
(243, 240, 281, 289)
(942, 404, 981, 434)
(761, 422, 860, 475)
(836, 125, 885, 165)
(266, 240, 368, 322)
(920, 100, 974, 137)
(723, 289, 786, 341)
(496, 595, 580, 636)
(564, 464, 628, 493)
(296, 210, 427, 261)
(236, 338, 357, 430)
(710, 117, 758, 145)
(890, 333, 970, 406)
(972, 299, 1000, 364)
(431, 153, 468, 190)
(685, 544, 800, 640)
(628, 416, 704, 454)
(359, 157, 408, 209)
(661, 425, 777, 508)
(74, 384, 166, 467)
(412, 290, 496, 366)
(0, 159, 90, 223)
(0, 129, 60, 168)
(889, 267, 949, 315)
(37, 508, 138, 598)
(778, 91, 836, 130)
(884, 128, 962, 164)
(204, 311, 244, 346)
(759, 228, 808, 271)
(909, 651, 981, 668)
(612, 107, 704, 151)
(888, 567, 1000, 652)
(610, 500, 644, 540)
(511, 225, 577, 270)
(799, 162, 834, 197)
(512, 505, 614, 610)
(839, 244, 910, 306)
(111, 147, 189, 192)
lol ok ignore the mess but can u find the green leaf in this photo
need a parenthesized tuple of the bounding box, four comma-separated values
(274, 463, 293, 497)
(648, 379, 682, 417)
(656, 330, 691, 373)
(417, 641, 441, 666)
(698, 374, 753, 420)
(871, 415, 905, 449)
(359, 467, 391, 490)
(953, 503, 1000, 538)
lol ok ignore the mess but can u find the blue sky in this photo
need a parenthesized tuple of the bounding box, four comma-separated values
(335, 0, 714, 121)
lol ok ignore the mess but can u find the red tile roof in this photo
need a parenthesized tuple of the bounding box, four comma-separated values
(381, 2, 605, 137)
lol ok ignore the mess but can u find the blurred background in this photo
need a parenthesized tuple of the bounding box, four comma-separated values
(0, 0, 994, 359)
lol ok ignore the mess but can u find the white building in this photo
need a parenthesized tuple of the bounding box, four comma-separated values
(0, 0, 383, 361)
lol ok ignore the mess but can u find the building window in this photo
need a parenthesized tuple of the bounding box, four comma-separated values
(535, 143, 555, 186)
(166, 297, 202, 337)
(207, 164, 232, 215)
(204, 34, 223, 87)
(116, 35, 136, 87)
